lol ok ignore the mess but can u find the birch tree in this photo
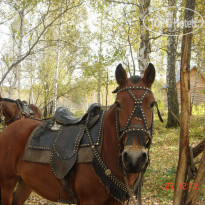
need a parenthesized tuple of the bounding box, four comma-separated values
(8, 5, 26, 98)
(0, 0, 84, 86)
(166, 0, 180, 128)
(53, 1, 63, 113)
(138, 0, 151, 77)
(97, 12, 103, 105)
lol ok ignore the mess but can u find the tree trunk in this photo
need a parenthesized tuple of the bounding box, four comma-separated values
(138, 0, 151, 77)
(105, 70, 108, 110)
(9, 9, 25, 98)
(127, 27, 136, 75)
(173, 0, 195, 204)
(9, 36, 18, 98)
(190, 65, 200, 115)
(166, 0, 180, 128)
(29, 58, 34, 104)
(97, 12, 103, 105)
(53, 3, 63, 114)
(97, 50, 102, 105)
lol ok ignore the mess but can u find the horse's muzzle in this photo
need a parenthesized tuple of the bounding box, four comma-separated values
(122, 149, 147, 173)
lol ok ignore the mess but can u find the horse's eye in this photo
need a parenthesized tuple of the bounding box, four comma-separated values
(115, 101, 121, 109)
(150, 101, 156, 108)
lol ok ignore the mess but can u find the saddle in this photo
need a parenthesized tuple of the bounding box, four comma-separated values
(54, 103, 101, 128)
(54, 103, 100, 125)
(26, 103, 105, 179)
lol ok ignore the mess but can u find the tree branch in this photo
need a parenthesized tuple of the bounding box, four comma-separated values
(0, 1, 84, 86)
(105, 0, 137, 6)
(192, 139, 205, 159)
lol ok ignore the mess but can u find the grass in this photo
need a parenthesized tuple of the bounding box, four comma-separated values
(141, 114, 205, 204)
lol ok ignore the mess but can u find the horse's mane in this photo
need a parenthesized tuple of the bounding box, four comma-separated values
(0, 97, 17, 103)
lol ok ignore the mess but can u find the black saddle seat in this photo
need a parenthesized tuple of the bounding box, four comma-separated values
(54, 103, 101, 125)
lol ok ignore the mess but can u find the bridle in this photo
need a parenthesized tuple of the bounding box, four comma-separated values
(115, 86, 163, 151)
(114, 85, 163, 204)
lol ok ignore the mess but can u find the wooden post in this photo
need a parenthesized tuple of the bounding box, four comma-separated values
(173, 0, 195, 204)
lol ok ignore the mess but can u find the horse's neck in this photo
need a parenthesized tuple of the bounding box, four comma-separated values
(2, 101, 19, 121)
(102, 106, 124, 180)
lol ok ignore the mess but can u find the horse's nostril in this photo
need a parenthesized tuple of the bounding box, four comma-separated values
(123, 151, 128, 162)
(142, 152, 147, 159)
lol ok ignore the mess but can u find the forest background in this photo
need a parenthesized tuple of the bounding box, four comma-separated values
(0, 0, 204, 117)
(0, 0, 204, 204)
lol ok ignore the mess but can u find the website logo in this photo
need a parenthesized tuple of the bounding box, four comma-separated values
(143, 7, 204, 36)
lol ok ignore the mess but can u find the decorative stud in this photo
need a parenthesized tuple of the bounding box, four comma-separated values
(105, 169, 111, 176)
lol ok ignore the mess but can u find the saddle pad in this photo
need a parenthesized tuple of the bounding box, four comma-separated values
(28, 122, 57, 150)
(28, 110, 105, 151)
(23, 140, 102, 164)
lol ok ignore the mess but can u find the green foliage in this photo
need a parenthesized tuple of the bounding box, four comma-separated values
(74, 110, 85, 117)
(192, 103, 205, 116)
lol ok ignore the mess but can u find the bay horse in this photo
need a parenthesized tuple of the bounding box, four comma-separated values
(0, 98, 42, 126)
(0, 63, 162, 205)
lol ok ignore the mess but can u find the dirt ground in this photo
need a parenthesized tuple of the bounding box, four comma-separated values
(25, 192, 204, 205)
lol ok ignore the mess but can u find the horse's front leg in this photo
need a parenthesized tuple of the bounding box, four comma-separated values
(75, 164, 122, 205)
(12, 177, 32, 205)
(1, 177, 18, 205)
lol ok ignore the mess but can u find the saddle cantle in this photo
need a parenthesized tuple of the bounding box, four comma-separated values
(25, 103, 105, 179)
(54, 103, 101, 125)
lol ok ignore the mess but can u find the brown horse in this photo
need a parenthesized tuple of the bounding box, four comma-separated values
(0, 98, 42, 126)
(0, 63, 162, 205)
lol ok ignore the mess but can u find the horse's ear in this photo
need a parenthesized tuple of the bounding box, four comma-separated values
(142, 63, 155, 87)
(115, 63, 128, 87)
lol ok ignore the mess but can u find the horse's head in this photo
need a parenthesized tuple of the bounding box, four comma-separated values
(113, 63, 162, 173)
(0, 97, 21, 126)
